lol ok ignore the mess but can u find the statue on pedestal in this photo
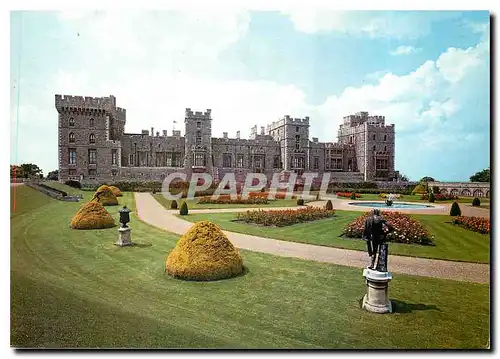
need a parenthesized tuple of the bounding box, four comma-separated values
(362, 209, 393, 270)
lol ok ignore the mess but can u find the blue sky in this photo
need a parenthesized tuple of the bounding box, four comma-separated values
(10, 10, 490, 181)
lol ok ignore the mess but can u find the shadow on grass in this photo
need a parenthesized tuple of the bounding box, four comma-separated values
(391, 299, 441, 313)
(166, 265, 250, 282)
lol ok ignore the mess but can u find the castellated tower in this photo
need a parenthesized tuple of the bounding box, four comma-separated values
(337, 111, 395, 181)
(56, 94, 126, 183)
(267, 115, 310, 174)
(183, 108, 214, 176)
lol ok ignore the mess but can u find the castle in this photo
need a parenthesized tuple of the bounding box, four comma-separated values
(56, 94, 398, 184)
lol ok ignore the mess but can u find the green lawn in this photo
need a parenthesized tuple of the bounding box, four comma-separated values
(180, 211, 490, 263)
(153, 193, 300, 210)
(43, 181, 85, 196)
(11, 186, 490, 348)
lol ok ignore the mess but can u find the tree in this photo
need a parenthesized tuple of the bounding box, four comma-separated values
(450, 202, 462, 216)
(11, 163, 43, 179)
(399, 174, 409, 182)
(470, 168, 490, 183)
(47, 170, 59, 180)
(420, 176, 435, 183)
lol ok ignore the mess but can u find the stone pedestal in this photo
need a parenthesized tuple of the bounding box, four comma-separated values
(116, 227, 133, 247)
(362, 268, 392, 314)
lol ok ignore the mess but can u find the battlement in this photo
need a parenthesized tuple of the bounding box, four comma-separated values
(55, 94, 118, 111)
(185, 108, 212, 119)
(343, 112, 387, 127)
(116, 107, 126, 115)
(284, 115, 309, 125)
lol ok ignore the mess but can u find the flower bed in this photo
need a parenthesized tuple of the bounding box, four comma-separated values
(336, 192, 361, 198)
(342, 211, 434, 245)
(420, 193, 458, 201)
(248, 191, 296, 200)
(453, 216, 490, 234)
(236, 206, 335, 227)
(197, 195, 269, 205)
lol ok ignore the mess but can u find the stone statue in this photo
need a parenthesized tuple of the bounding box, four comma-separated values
(362, 209, 393, 270)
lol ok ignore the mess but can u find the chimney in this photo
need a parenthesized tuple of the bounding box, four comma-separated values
(141, 129, 149, 135)
(236, 131, 240, 139)
(313, 137, 318, 143)
(156, 131, 159, 137)
(260, 126, 265, 135)
(163, 130, 167, 137)
(151, 127, 154, 136)
(223, 132, 228, 139)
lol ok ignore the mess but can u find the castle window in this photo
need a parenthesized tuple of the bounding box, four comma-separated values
(273, 155, 280, 168)
(223, 154, 232, 168)
(384, 146, 387, 152)
(384, 134, 387, 141)
(69, 168, 77, 176)
(373, 145, 376, 151)
(111, 149, 118, 165)
(69, 132, 75, 143)
(89, 133, 96, 144)
(88, 149, 97, 164)
(237, 154, 244, 168)
(194, 153, 205, 166)
(296, 126, 299, 132)
(88, 169, 97, 178)
(349, 136, 353, 144)
(196, 131, 202, 146)
(69, 149, 76, 164)
(129, 154, 133, 166)
(313, 157, 319, 170)
(295, 135, 300, 150)
(69, 117, 75, 127)
(197, 121, 201, 129)
(90, 118, 95, 127)
(373, 134, 376, 140)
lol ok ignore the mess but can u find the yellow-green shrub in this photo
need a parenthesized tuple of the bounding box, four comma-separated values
(165, 221, 244, 281)
(411, 184, 427, 195)
(109, 185, 122, 197)
(71, 201, 116, 229)
(91, 185, 118, 206)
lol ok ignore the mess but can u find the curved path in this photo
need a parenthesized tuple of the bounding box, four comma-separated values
(134, 193, 489, 284)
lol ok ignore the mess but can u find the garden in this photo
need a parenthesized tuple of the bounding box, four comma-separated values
(10, 185, 490, 348)
(235, 206, 335, 227)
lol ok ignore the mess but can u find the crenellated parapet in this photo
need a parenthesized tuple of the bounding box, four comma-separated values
(185, 108, 212, 120)
(55, 94, 118, 112)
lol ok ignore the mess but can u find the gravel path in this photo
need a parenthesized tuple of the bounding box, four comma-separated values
(135, 193, 490, 284)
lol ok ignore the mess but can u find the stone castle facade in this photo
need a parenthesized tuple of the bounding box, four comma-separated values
(56, 94, 398, 184)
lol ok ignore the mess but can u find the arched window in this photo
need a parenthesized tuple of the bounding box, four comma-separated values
(69, 117, 75, 127)
(373, 145, 376, 151)
(384, 146, 387, 151)
(384, 135, 387, 141)
(90, 118, 95, 127)
(69, 132, 75, 143)
(89, 133, 96, 144)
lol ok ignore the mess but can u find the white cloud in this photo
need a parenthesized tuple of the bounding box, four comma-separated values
(283, 11, 460, 38)
(390, 45, 421, 56)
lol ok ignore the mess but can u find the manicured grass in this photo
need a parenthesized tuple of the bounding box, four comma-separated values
(11, 186, 490, 348)
(181, 211, 490, 263)
(44, 181, 84, 196)
(10, 185, 54, 218)
(153, 193, 300, 210)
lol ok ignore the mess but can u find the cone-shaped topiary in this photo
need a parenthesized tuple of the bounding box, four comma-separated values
(108, 185, 123, 197)
(472, 197, 481, 206)
(412, 184, 427, 195)
(91, 185, 118, 206)
(179, 201, 188, 215)
(170, 200, 178, 209)
(450, 201, 462, 216)
(297, 198, 304, 206)
(165, 221, 244, 281)
(325, 199, 333, 210)
(428, 192, 435, 203)
(71, 201, 116, 229)
(350, 192, 357, 200)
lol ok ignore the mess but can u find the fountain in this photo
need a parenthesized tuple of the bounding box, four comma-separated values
(385, 193, 394, 207)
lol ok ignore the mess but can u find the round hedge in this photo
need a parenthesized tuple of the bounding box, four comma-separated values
(165, 221, 244, 281)
(91, 185, 118, 206)
(108, 185, 123, 197)
(71, 201, 116, 229)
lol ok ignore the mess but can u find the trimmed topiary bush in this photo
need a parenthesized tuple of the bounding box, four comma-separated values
(91, 185, 118, 206)
(170, 200, 178, 209)
(165, 221, 244, 281)
(428, 192, 435, 203)
(71, 201, 116, 229)
(350, 192, 357, 200)
(472, 197, 481, 207)
(325, 199, 333, 211)
(297, 198, 305, 206)
(108, 185, 122, 197)
(411, 184, 427, 195)
(450, 201, 462, 216)
(179, 201, 188, 215)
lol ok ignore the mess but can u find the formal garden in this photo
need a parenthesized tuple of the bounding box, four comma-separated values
(10, 183, 490, 348)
